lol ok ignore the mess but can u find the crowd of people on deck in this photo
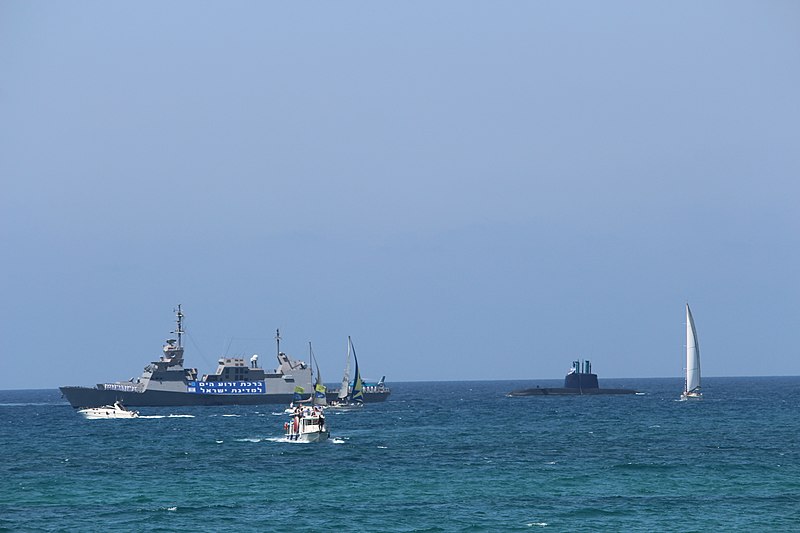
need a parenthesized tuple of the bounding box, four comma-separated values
(284, 404, 326, 440)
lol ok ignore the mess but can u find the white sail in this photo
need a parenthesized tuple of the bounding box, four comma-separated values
(337, 338, 351, 401)
(685, 303, 701, 395)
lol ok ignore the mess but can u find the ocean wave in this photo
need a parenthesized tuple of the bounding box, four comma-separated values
(0, 402, 64, 407)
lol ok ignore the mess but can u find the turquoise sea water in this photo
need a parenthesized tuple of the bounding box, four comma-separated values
(1, 377, 799, 532)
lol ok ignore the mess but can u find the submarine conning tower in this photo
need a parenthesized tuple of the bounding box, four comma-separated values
(564, 360, 599, 389)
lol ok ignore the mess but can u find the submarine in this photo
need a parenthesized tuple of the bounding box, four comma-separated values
(507, 360, 639, 396)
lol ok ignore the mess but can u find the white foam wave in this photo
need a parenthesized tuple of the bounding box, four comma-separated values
(221, 414, 240, 417)
(1, 402, 62, 407)
(526, 522, 548, 527)
(139, 414, 194, 419)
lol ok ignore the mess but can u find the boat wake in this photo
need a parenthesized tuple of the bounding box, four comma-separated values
(266, 436, 319, 444)
(137, 414, 195, 419)
(1, 402, 63, 407)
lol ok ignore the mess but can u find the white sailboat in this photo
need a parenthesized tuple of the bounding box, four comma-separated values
(681, 303, 702, 400)
(337, 337, 351, 404)
(328, 336, 363, 409)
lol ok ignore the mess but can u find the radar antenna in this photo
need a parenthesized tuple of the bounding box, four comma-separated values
(172, 304, 185, 348)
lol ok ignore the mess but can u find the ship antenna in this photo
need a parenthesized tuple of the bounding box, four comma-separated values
(172, 304, 184, 348)
(276, 328, 281, 356)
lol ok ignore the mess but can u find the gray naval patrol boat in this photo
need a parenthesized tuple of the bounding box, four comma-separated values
(60, 306, 391, 408)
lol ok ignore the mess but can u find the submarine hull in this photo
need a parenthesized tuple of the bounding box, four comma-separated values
(508, 387, 638, 396)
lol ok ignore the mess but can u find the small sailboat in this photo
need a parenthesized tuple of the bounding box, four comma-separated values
(681, 303, 702, 400)
(328, 336, 364, 409)
(338, 337, 351, 403)
(309, 342, 327, 407)
(283, 342, 327, 413)
(350, 341, 365, 405)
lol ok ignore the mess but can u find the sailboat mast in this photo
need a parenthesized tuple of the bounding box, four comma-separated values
(685, 304, 690, 393)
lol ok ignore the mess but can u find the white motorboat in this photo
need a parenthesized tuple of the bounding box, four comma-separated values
(680, 303, 703, 400)
(284, 406, 329, 442)
(78, 401, 139, 419)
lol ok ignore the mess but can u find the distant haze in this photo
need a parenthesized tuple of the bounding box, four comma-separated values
(1, 2, 798, 389)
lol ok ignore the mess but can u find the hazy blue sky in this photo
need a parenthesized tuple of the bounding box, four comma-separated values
(1, 1, 799, 390)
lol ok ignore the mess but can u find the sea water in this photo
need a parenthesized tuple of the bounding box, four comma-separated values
(1, 377, 799, 532)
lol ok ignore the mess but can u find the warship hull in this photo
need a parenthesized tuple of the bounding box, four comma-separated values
(60, 386, 390, 408)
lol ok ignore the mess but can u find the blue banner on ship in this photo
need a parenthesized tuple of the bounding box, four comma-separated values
(187, 381, 265, 394)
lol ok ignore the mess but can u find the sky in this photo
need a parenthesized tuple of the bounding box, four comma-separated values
(1, 1, 799, 390)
